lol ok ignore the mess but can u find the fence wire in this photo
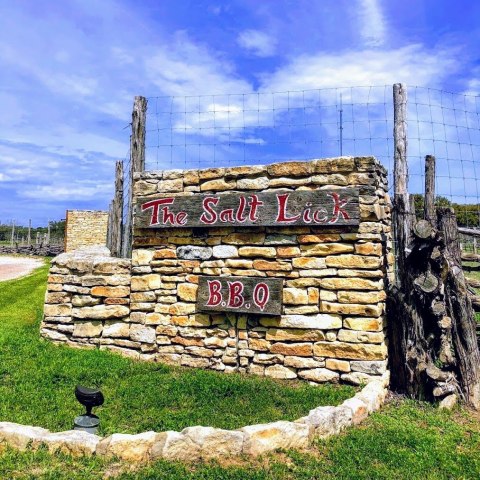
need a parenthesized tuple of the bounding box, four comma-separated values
(143, 84, 480, 228)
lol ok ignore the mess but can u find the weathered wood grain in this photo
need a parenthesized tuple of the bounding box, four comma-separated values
(135, 189, 359, 229)
(197, 276, 283, 316)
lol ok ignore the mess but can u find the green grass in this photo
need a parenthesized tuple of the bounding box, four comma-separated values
(0, 263, 353, 436)
(0, 399, 479, 479)
(1, 265, 479, 479)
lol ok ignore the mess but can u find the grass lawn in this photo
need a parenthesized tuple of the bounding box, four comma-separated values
(1, 264, 479, 479)
(0, 262, 354, 436)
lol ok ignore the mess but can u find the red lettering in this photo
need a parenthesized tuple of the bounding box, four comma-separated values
(227, 281, 244, 308)
(176, 211, 188, 226)
(205, 280, 222, 306)
(313, 208, 328, 223)
(141, 198, 175, 226)
(328, 192, 351, 223)
(248, 195, 263, 222)
(302, 203, 313, 223)
(276, 193, 301, 223)
(220, 209, 234, 223)
(253, 283, 270, 311)
(236, 196, 247, 223)
(200, 197, 219, 224)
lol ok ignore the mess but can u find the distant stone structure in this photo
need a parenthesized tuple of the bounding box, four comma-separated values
(42, 156, 392, 386)
(64, 210, 109, 252)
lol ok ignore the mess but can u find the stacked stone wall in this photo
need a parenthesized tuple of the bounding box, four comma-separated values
(65, 210, 108, 252)
(42, 156, 392, 386)
(129, 156, 392, 385)
(41, 246, 131, 351)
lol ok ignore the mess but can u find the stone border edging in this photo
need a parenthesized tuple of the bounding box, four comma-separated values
(0, 380, 388, 462)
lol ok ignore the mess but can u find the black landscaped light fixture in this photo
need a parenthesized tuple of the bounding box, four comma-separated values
(73, 385, 104, 434)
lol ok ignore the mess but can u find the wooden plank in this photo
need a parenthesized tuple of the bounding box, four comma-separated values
(466, 277, 480, 288)
(458, 227, 480, 238)
(197, 276, 283, 316)
(135, 188, 359, 230)
(461, 252, 480, 262)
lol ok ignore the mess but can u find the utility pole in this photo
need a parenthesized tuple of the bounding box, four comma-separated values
(339, 93, 343, 156)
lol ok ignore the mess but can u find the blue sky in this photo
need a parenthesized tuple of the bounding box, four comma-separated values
(0, 0, 479, 226)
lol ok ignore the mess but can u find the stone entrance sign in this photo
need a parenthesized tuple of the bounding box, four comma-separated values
(136, 189, 359, 229)
(42, 156, 392, 387)
(197, 276, 283, 315)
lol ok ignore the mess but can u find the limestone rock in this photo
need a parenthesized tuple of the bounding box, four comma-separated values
(0, 422, 50, 451)
(91, 286, 130, 298)
(236, 176, 269, 190)
(43, 430, 101, 456)
(131, 274, 161, 292)
(343, 317, 383, 331)
(265, 364, 297, 379)
(97, 431, 161, 461)
(261, 314, 342, 330)
(239, 246, 276, 258)
(337, 290, 386, 304)
(355, 381, 387, 413)
(182, 426, 245, 458)
(200, 179, 236, 191)
(242, 421, 312, 456)
(264, 234, 296, 245)
(292, 257, 326, 269)
(44, 304, 72, 317)
(267, 161, 313, 177)
(270, 342, 312, 356)
(325, 254, 381, 269)
(342, 397, 368, 425)
(130, 324, 156, 344)
(350, 360, 387, 375)
(283, 288, 309, 305)
(73, 305, 129, 320)
(132, 249, 155, 266)
(298, 368, 339, 383)
(325, 358, 351, 372)
(151, 431, 201, 461)
(320, 278, 383, 290)
(177, 283, 198, 302)
(177, 246, 213, 260)
(313, 341, 387, 361)
(337, 329, 384, 344)
(212, 245, 239, 258)
(300, 243, 354, 256)
(103, 322, 130, 338)
(439, 394, 458, 410)
(284, 356, 325, 369)
(266, 328, 325, 342)
(73, 322, 103, 338)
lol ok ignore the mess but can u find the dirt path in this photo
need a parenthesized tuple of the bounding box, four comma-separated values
(0, 256, 44, 282)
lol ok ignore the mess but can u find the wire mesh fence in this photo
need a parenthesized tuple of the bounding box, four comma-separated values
(143, 84, 480, 228)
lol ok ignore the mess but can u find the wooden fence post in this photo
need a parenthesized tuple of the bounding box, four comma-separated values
(122, 96, 147, 258)
(393, 83, 409, 287)
(424, 155, 435, 222)
(109, 160, 124, 257)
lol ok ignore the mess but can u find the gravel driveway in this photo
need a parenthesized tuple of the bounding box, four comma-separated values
(0, 256, 45, 281)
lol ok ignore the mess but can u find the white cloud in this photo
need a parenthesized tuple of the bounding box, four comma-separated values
(262, 44, 458, 92)
(146, 33, 252, 96)
(237, 29, 277, 57)
(21, 183, 112, 201)
(357, 0, 386, 47)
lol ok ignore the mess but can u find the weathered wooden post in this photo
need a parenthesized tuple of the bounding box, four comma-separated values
(107, 160, 124, 257)
(122, 96, 147, 258)
(389, 144, 480, 408)
(393, 83, 409, 287)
